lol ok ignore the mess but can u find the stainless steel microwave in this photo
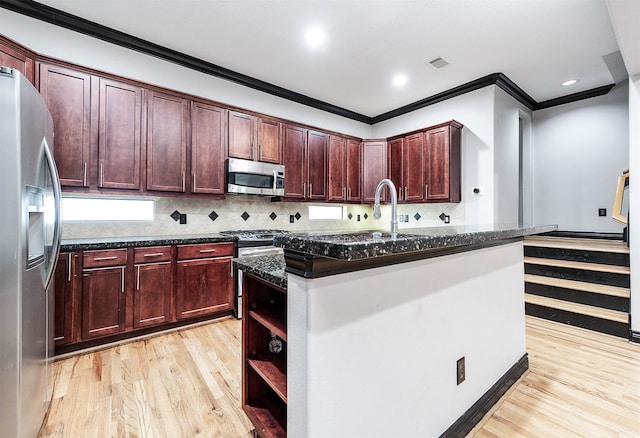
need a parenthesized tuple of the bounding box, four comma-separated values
(227, 157, 285, 196)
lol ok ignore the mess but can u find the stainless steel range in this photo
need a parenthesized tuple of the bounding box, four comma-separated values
(220, 229, 288, 318)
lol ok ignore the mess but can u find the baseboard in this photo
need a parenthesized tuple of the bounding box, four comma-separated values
(631, 331, 640, 344)
(440, 354, 529, 438)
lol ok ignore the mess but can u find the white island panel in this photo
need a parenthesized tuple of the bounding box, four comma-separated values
(287, 241, 525, 437)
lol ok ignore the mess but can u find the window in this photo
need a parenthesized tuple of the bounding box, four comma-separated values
(308, 205, 347, 220)
(62, 197, 154, 222)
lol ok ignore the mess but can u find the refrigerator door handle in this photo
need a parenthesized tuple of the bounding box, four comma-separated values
(43, 141, 62, 289)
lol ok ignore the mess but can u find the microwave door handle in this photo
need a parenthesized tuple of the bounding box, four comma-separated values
(273, 170, 277, 191)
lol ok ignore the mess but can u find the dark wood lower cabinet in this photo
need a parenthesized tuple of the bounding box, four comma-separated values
(176, 257, 233, 319)
(81, 265, 126, 339)
(54, 252, 75, 346)
(242, 273, 287, 438)
(134, 261, 173, 328)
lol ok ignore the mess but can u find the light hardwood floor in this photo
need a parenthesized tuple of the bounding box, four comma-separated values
(40, 316, 640, 437)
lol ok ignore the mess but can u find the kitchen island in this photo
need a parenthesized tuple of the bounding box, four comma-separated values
(237, 224, 555, 437)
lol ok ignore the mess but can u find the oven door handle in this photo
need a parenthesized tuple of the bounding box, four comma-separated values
(238, 246, 283, 257)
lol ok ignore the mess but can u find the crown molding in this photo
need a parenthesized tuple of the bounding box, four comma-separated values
(0, 0, 616, 124)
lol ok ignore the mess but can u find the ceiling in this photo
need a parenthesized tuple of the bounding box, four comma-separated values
(32, 0, 625, 118)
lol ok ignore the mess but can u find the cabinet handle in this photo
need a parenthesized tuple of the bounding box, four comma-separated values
(193, 173, 196, 191)
(93, 256, 118, 261)
(99, 163, 104, 187)
(199, 249, 217, 253)
(67, 253, 72, 282)
(405, 186, 408, 201)
(425, 184, 428, 198)
(343, 187, 346, 200)
(303, 183, 306, 198)
(182, 171, 186, 192)
(136, 265, 140, 291)
(143, 253, 164, 257)
(309, 183, 313, 197)
(121, 267, 125, 293)
(83, 162, 87, 186)
(230, 263, 233, 278)
(348, 187, 352, 200)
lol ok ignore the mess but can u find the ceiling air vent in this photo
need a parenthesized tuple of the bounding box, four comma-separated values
(428, 57, 449, 69)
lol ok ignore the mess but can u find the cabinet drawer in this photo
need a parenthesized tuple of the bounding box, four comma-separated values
(83, 249, 127, 268)
(134, 246, 172, 264)
(177, 242, 234, 260)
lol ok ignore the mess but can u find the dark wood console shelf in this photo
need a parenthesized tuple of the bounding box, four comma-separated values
(242, 273, 287, 437)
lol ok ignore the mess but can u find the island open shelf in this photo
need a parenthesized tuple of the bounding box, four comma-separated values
(242, 272, 287, 438)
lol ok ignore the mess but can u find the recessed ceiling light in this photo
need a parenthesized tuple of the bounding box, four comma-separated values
(393, 74, 408, 87)
(562, 79, 578, 86)
(305, 27, 326, 47)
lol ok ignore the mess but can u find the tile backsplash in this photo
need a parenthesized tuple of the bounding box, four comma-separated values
(62, 193, 464, 239)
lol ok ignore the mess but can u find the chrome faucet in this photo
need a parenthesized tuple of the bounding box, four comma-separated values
(373, 178, 398, 237)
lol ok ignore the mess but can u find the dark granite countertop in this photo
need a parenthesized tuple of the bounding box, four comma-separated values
(234, 254, 287, 290)
(61, 234, 235, 251)
(273, 224, 557, 261)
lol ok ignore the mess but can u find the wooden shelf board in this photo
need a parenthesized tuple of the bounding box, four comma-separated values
(524, 274, 630, 298)
(243, 403, 286, 438)
(524, 293, 629, 323)
(249, 310, 287, 341)
(524, 236, 629, 254)
(248, 358, 287, 403)
(524, 256, 630, 274)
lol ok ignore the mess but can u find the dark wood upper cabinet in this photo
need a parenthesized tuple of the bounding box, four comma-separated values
(228, 110, 254, 160)
(388, 137, 404, 201)
(346, 139, 362, 202)
(98, 78, 142, 190)
(257, 117, 281, 163)
(328, 136, 346, 201)
(283, 124, 307, 198)
(146, 91, 188, 192)
(307, 130, 328, 200)
(191, 101, 226, 195)
(403, 133, 425, 202)
(362, 141, 388, 202)
(424, 121, 462, 203)
(0, 37, 34, 84)
(38, 63, 91, 187)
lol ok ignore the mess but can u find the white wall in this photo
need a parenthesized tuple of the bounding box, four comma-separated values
(0, 9, 372, 139)
(532, 82, 629, 232)
(494, 88, 534, 225)
(372, 87, 496, 225)
(629, 77, 639, 334)
(287, 242, 526, 437)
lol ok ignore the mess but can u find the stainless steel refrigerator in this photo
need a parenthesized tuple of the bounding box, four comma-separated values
(0, 67, 62, 437)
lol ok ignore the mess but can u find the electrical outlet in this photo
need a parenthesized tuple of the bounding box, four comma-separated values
(598, 208, 607, 217)
(357, 214, 361, 222)
(444, 215, 450, 224)
(289, 215, 295, 223)
(179, 213, 187, 224)
(398, 215, 404, 222)
(456, 357, 465, 385)
(404, 214, 409, 222)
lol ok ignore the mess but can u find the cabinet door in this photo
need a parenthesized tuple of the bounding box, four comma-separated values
(176, 257, 233, 319)
(98, 78, 142, 190)
(307, 130, 328, 200)
(81, 266, 126, 339)
(146, 91, 188, 192)
(328, 136, 346, 201)
(39, 64, 91, 187)
(403, 133, 425, 202)
(346, 139, 362, 202)
(228, 110, 254, 160)
(283, 125, 307, 198)
(257, 118, 281, 163)
(134, 262, 173, 328)
(362, 141, 388, 202)
(191, 101, 226, 194)
(388, 138, 404, 201)
(53, 253, 74, 346)
(0, 39, 34, 83)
